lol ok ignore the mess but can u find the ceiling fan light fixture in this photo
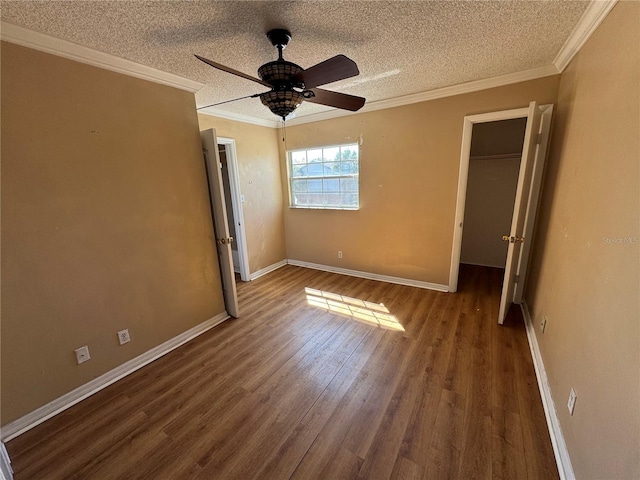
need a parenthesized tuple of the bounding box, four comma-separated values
(260, 90, 305, 120)
(195, 27, 365, 120)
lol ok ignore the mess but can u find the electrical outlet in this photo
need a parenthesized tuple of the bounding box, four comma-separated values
(118, 329, 131, 345)
(567, 388, 577, 415)
(540, 315, 548, 333)
(338, 251, 343, 259)
(74, 345, 90, 364)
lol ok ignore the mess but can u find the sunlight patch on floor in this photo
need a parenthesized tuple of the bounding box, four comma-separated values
(305, 287, 405, 332)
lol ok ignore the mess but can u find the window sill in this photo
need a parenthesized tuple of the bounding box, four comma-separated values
(289, 205, 359, 211)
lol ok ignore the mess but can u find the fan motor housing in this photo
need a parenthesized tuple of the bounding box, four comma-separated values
(258, 61, 305, 89)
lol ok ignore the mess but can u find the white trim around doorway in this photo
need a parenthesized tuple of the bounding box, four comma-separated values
(448, 107, 529, 293)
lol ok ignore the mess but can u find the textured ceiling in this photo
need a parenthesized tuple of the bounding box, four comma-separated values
(1, 1, 590, 123)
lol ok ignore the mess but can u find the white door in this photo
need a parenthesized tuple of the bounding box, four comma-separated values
(201, 128, 239, 318)
(497, 101, 541, 324)
(513, 104, 554, 304)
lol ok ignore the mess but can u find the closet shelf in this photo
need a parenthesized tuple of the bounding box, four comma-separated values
(470, 153, 522, 161)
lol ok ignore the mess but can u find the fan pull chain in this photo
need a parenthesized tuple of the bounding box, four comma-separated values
(282, 120, 288, 149)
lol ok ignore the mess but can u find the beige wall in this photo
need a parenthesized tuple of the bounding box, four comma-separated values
(525, 2, 640, 478)
(1, 43, 225, 424)
(197, 114, 286, 274)
(282, 77, 559, 285)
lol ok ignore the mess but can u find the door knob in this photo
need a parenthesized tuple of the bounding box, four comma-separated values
(502, 235, 525, 243)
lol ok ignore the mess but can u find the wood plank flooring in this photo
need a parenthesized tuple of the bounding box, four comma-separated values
(6, 264, 559, 479)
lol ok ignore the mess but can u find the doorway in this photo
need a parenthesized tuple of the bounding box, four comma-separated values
(216, 137, 250, 282)
(449, 103, 554, 323)
(459, 118, 527, 269)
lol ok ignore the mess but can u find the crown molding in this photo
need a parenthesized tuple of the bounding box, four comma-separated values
(0, 21, 203, 93)
(2, 0, 614, 128)
(197, 107, 280, 128)
(287, 64, 559, 126)
(553, 0, 618, 72)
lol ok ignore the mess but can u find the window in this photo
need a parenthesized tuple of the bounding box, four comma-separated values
(288, 143, 359, 209)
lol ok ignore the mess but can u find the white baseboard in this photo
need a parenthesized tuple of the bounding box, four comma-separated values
(286, 259, 449, 292)
(0, 443, 12, 480)
(0, 312, 229, 442)
(520, 303, 575, 480)
(249, 259, 287, 280)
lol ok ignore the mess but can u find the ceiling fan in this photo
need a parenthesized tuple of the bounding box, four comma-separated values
(195, 29, 366, 120)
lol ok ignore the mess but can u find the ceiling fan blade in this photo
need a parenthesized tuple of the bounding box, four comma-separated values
(295, 54, 359, 89)
(306, 88, 366, 112)
(197, 93, 262, 110)
(194, 54, 271, 87)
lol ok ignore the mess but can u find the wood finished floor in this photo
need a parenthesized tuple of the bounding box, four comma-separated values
(6, 264, 558, 480)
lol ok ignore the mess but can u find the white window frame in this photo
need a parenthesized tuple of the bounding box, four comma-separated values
(287, 143, 360, 210)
